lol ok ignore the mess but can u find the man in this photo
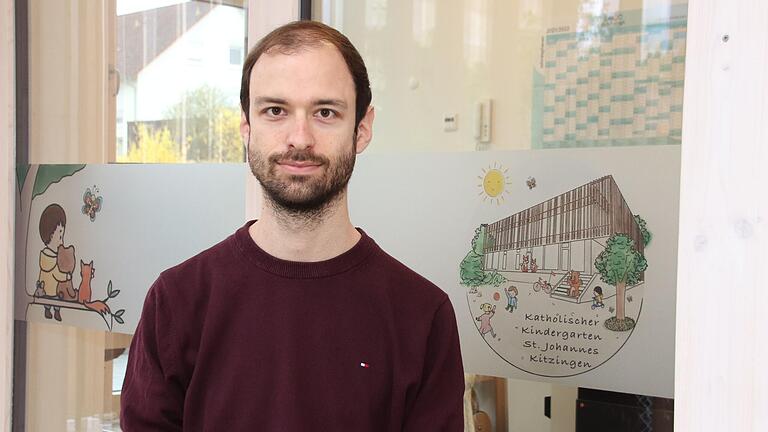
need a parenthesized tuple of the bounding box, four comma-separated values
(121, 21, 464, 431)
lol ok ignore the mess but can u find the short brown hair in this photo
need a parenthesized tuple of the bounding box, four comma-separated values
(39, 204, 66, 245)
(240, 21, 371, 129)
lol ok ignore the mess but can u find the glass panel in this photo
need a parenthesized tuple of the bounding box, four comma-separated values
(313, 1, 685, 431)
(314, 0, 686, 153)
(115, 1, 247, 163)
(16, 1, 247, 430)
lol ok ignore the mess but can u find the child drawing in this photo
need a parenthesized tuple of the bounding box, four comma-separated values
(476, 303, 497, 338)
(568, 270, 582, 298)
(521, 255, 529, 272)
(504, 286, 518, 312)
(591, 286, 605, 309)
(35, 204, 71, 321)
(530, 258, 538, 273)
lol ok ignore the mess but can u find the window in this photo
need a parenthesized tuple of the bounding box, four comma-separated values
(116, 1, 247, 163)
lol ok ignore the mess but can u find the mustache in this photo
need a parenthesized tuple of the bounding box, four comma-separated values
(268, 149, 329, 166)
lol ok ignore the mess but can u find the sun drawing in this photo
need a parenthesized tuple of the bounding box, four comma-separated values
(478, 163, 512, 205)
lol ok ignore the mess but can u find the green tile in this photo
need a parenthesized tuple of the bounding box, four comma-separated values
(611, 71, 635, 79)
(611, 94, 635, 102)
(610, 118, 634, 126)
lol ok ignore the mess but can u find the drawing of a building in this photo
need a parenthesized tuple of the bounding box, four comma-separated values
(482, 175, 644, 302)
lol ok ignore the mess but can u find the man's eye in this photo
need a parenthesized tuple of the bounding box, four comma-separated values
(318, 108, 334, 119)
(267, 107, 283, 116)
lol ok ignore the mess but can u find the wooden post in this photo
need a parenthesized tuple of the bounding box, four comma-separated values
(1, 0, 15, 429)
(675, 0, 768, 430)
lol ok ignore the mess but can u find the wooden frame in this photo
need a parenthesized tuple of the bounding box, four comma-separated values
(1, 1, 15, 430)
(674, 0, 768, 430)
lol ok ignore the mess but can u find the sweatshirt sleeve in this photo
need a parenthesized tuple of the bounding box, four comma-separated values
(402, 297, 465, 432)
(120, 277, 186, 431)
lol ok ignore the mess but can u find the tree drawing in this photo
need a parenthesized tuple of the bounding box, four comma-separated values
(594, 233, 648, 331)
(634, 214, 652, 247)
(459, 225, 507, 288)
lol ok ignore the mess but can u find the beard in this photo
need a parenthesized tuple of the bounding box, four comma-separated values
(247, 136, 356, 220)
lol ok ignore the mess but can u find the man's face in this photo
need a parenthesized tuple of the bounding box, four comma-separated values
(242, 43, 373, 214)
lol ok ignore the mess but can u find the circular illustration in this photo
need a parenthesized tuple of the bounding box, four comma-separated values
(460, 175, 651, 377)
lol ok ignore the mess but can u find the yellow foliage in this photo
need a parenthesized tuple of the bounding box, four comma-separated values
(118, 125, 182, 163)
(215, 107, 245, 162)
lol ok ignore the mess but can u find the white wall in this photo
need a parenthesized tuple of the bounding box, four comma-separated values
(506, 378, 551, 431)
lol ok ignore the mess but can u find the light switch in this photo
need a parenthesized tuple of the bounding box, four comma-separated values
(443, 114, 458, 132)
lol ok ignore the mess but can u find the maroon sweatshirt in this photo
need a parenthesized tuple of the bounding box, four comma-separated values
(121, 221, 464, 431)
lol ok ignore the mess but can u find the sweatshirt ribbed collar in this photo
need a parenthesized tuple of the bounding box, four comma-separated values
(232, 220, 377, 279)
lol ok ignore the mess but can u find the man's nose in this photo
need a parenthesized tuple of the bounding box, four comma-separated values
(286, 115, 315, 150)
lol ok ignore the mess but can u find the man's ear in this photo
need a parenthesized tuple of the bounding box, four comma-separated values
(240, 109, 250, 145)
(354, 106, 375, 154)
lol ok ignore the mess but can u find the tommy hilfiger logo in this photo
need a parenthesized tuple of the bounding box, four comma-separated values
(359, 362, 371, 368)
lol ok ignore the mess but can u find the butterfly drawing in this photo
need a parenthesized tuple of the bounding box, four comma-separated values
(82, 188, 103, 222)
(526, 176, 537, 190)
